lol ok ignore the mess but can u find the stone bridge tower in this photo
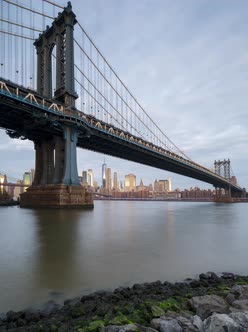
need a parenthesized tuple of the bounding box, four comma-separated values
(20, 2, 93, 208)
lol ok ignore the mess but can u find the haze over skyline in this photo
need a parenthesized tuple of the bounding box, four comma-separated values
(0, 0, 247, 190)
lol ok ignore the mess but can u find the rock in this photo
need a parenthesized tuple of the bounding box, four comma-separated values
(191, 315, 203, 331)
(222, 272, 236, 279)
(189, 294, 229, 320)
(232, 300, 248, 311)
(160, 319, 183, 332)
(230, 312, 248, 329)
(64, 297, 81, 306)
(6, 311, 24, 322)
(40, 300, 61, 317)
(229, 285, 248, 300)
(203, 313, 241, 332)
(105, 325, 138, 332)
(189, 280, 201, 288)
(151, 305, 165, 318)
(199, 272, 219, 283)
(151, 318, 162, 330)
(226, 293, 236, 305)
(175, 316, 198, 331)
(134, 324, 158, 332)
(24, 311, 40, 322)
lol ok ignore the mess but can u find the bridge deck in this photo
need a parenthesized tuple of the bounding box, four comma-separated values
(0, 78, 243, 193)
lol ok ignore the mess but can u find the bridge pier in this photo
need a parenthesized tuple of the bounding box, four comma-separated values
(213, 186, 233, 203)
(20, 126, 93, 208)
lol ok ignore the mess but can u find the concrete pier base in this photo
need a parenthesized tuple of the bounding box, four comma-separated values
(213, 196, 233, 203)
(20, 185, 94, 208)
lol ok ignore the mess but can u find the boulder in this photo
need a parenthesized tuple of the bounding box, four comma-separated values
(191, 315, 203, 331)
(203, 313, 241, 332)
(151, 318, 162, 330)
(189, 294, 229, 320)
(134, 324, 159, 332)
(175, 316, 199, 331)
(230, 311, 248, 330)
(105, 325, 138, 332)
(229, 285, 248, 301)
(232, 300, 248, 311)
(160, 319, 183, 332)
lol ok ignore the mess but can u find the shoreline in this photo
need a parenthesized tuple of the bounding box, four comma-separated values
(1, 272, 248, 331)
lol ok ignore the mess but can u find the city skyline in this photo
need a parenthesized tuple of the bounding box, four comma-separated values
(0, 0, 247, 190)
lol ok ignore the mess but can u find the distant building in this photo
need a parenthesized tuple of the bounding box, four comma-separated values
(14, 180, 23, 200)
(106, 168, 112, 191)
(136, 179, 147, 191)
(154, 178, 172, 192)
(87, 169, 94, 187)
(23, 172, 32, 192)
(125, 173, 136, 192)
(102, 161, 107, 188)
(0, 174, 6, 195)
(82, 171, 87, 185)
(30, 169, 35, 184)
(154, 180, 159, 192)
(113, 172, 118, 190)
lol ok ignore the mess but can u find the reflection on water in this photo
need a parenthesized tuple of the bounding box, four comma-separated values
(0, 201, 248, 312)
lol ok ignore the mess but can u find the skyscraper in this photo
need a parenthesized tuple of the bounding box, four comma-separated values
(125, 173, 136, 192)
(87, 169, 94, 187)
(23, 172, 32, 192)
(102, 160, 107, 188)
(168, 177, 172, 192)
(106, 168, 112, 191)
(113, 172, 118, 190)
(82, 171, 87, 185)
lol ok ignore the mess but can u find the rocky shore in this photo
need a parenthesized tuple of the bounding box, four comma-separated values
(1, 272, 248, 331)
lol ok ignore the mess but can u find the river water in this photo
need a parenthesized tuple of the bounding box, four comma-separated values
(0, 201, 248, 313)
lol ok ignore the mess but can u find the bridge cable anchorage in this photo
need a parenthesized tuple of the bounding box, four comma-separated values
(75, 22, 192, 161)
(3, 0, 55, 19)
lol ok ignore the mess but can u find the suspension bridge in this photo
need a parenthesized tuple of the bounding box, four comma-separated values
(0, 0, 245, 207)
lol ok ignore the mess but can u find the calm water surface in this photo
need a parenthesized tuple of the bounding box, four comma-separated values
(0, 201, 248, 312)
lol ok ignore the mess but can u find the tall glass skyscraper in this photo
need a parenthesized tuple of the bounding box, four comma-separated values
(102, 160, 107, 188)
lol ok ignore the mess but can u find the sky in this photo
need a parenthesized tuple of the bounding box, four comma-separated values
(0, 0, 248, 190)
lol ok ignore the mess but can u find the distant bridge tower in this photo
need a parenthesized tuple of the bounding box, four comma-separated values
(214, 159, 232, 202)
(214, 159, 230, 180)
(20, 2, 93, 208)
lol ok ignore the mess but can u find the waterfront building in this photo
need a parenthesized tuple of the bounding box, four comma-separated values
(125, 173, 136, 192)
